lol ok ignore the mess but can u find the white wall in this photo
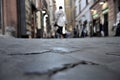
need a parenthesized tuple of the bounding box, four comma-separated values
(81, 0, 86, 10)
(75, 0, 94, 36)
(75, 0, 79, 16)
(75, 0, 92, 21)
(36, 11, 41, 29)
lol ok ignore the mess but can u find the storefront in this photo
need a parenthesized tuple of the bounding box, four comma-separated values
(91, 9, 101, 37)
(101, 2, 109, 36)
(90, 0, 115, 36)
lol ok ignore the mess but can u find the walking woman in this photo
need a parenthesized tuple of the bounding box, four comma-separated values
(55, 6, 67, 38)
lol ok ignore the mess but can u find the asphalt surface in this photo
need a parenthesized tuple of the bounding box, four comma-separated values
(0, 37, 120, 80)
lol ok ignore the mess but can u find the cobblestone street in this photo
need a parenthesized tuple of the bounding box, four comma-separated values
(0, 37, 120, 80)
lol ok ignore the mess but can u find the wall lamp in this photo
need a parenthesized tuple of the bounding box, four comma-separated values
(91, 9, 95, 12)
(42, 11, 46, 14)
(99, 1, 105, 5)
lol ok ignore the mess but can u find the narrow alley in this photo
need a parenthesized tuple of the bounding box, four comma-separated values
(0, 0, 120, 80)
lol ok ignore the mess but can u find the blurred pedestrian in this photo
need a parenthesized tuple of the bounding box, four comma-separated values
(74, 27, 77, 38)
(100, 21, 104, 37)
(115, 6, 120, 36)
(55, 6, 67, 38)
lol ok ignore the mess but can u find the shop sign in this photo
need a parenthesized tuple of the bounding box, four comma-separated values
(102, 8, 109, 14)
(93, 14, 99, 19)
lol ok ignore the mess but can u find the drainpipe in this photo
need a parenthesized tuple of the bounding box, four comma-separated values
(0, 0, 4, 35)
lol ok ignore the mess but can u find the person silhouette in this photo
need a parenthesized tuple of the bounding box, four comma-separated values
(115, 6, 120, 36)
(55, 6, 67, 38)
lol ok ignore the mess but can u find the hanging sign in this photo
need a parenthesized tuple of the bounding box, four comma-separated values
(93, 14, 99, 19)
(102, 8, 109, 14)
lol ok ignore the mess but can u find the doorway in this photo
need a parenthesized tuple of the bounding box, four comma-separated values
(103, 13, 109, 36)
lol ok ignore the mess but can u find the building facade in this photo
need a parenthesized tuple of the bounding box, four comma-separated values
(0, 0, 35, 37)
(48, 0, 56, 38)
(0, 0, 52, 38)
(75, 0, 94, 37)
(34, 0, 49, 38)
(2, 0, 18, 37)
(17, 0, 38, 38)
(64, 0, 75, 32)
(75, 0, 118, 37)
(90, 0, 116, 36)
(36, 0, 42, 38)
(41, 0, 50, 38)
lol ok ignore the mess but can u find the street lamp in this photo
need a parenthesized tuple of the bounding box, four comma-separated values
(91, 9, 95, 12)
(42, 11, 46, 14)
(99, 1, 105, 5)
(45, 14, 48, 17)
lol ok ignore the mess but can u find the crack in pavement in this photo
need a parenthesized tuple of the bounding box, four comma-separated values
(8, 50, 51, 56)
(48, 61, 99, 76)
(106, 53, 120, 56)
(7, 49, 82, 56)
(51, 49, 81, 54)
(24, 60, 99, 77)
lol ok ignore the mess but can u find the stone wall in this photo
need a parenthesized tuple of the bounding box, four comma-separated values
(3, 0, 18, 37)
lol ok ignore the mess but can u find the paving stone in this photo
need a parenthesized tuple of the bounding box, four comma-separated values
(52, 65, 120, 80)
(0, 37, 120, 80)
